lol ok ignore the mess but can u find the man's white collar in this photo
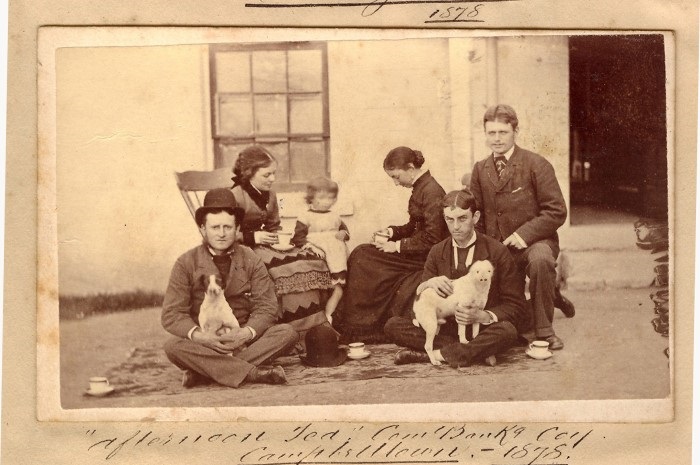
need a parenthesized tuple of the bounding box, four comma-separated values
(494, 145, 516, 161)
(452, 232, 477, 249)
(208, 245, 234, 256)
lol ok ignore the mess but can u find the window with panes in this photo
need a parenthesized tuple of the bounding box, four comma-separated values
(209, 42, 330, 191)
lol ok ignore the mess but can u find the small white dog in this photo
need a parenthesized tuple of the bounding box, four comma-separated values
(412, 260, 494, 365)
(198, 274, 240, 336)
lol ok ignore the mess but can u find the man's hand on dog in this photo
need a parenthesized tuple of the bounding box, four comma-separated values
(192, 327, 253, 354)
(219, 327, 255, 350)
(422, 276, 454, 298)
(455, 304, 491, 325)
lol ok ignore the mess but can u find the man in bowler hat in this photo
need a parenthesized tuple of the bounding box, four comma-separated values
(162, 188, 298, 387)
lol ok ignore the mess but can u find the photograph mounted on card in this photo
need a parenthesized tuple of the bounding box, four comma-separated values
(37, 27, 673, 422)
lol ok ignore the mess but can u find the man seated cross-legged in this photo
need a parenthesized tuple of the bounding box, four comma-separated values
(162, 188, 298, 388)
(384, 189, 527, 367)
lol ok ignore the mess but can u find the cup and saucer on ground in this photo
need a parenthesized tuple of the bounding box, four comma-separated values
(347, 342, 371, 360)
(85, 377, 116, 397)
(526, 340, 553, 360)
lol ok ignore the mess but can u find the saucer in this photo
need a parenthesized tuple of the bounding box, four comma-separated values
(347, 350, 371, 360)
(271, 244, 294, 252)
(85, 386, 115, 397)
(526, 349, 553, 360)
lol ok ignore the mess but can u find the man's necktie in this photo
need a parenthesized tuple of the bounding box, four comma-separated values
(453, 241, 477, 276)
(494, 156, 507, 178)
(212, 253, 232, 285)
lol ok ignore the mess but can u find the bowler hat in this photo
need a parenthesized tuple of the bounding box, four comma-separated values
(195, 188, 244, 226)
(300, 325, 347, 367)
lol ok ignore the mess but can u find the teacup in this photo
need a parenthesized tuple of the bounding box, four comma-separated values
(89, 377, 110, 392)
(373, 231, 390, 244)
(277, 232, 293, 246)
(348, 342, 366, 356)
(528, 340, 551, 357)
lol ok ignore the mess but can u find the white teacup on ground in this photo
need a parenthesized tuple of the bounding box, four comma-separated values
(528, 340, 551, 357)
(89, 377, 110, 392)
(348, 342, 366, 356)
(277, 232, 293, 246)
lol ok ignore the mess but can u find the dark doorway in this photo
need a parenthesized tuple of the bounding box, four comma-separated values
(569, 35, 668, 225)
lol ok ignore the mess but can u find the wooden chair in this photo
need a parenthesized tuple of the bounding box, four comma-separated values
(174, 167, 233, 223)
(174, 167, 315, 232)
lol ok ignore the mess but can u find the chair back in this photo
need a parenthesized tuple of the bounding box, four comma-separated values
(174, 167, 233, 222)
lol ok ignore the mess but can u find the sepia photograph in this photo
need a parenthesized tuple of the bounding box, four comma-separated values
(38, 28, 673, 421)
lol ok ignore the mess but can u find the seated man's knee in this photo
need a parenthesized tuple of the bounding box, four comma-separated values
(270, 323, 298, 344)
(492, 321, 518, 342)
(163, 337, 187, 360)
(504, 321, 518, 341)
(527, 244, 556, 271)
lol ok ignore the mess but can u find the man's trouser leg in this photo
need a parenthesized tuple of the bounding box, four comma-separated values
(164, 323, 298, 388)
(521, 242, 558, 338)
(385, 316, 517, 368)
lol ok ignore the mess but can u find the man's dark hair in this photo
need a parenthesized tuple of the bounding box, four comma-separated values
(483, 104, 519, 131)
(442, 189, 478, 214)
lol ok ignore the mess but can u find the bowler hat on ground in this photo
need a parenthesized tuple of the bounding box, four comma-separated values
(300, 325, 347, 367)
(195, 188, 244, 226)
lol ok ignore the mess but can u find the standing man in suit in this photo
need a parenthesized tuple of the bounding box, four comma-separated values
(384, 190, 526, 367)
(470, 104, 574, 350)
(162, 188, 298, 388)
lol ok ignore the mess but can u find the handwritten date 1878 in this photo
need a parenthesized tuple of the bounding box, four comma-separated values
(425, 4, 484, 23)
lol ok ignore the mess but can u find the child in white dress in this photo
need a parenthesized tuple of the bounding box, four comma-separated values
(291, 177, 350, 325)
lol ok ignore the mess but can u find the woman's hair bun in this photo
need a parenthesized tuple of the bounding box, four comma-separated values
(413, 150, 425, 168)
(383, 146, 427, 170)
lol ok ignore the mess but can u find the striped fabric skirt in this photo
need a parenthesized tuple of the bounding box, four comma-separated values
(251, 245, 335, 335)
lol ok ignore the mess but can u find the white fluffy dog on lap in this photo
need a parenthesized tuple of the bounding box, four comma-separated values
(413, 260, 494, 365)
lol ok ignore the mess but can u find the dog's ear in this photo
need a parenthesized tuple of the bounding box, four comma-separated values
(216, 275, 224, 287)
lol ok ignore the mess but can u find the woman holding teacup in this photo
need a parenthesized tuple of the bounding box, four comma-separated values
(231, 146, 335, 336)
(338, 146, 449, 341)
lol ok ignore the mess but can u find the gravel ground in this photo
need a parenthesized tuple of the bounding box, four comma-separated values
(60, 288, 670, 410)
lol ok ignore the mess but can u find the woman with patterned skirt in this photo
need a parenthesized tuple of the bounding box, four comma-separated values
(230, 146, 335, 338)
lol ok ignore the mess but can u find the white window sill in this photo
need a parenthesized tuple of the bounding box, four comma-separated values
(277, 191, 354, 220)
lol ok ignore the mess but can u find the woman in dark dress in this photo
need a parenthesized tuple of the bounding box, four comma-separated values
(338, 146, 449, 341)
(230, 146, 335, 337)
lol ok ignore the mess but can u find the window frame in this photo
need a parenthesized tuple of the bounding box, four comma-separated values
(208, 41, 330, 192)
